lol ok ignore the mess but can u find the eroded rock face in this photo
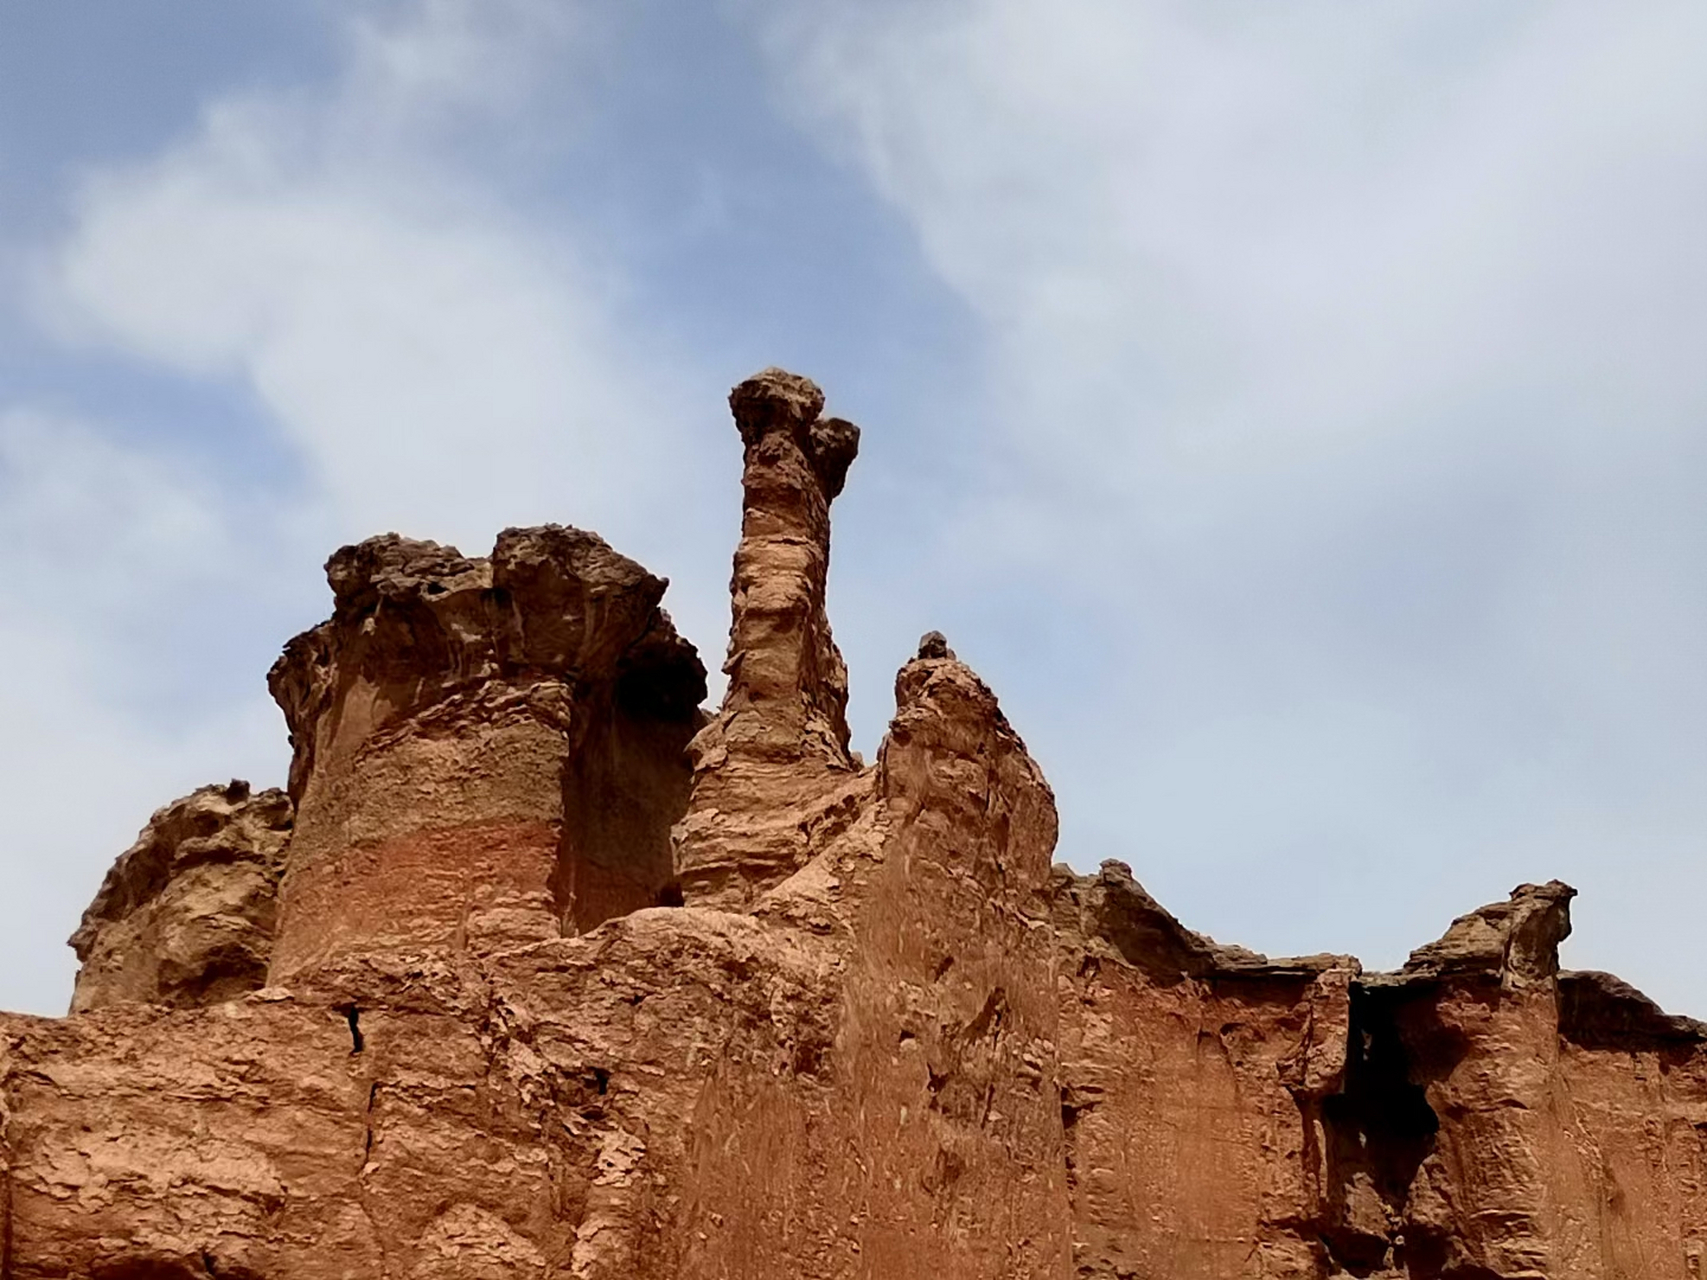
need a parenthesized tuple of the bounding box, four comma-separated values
(1051, 860, 1361, 1277)
(1048, 865, 1707, 1279)
(265, 523, 705, 986)
(673, 367, 866, 911)
(68, 780, 292, 1013)
(7, 369, 1707, 1278)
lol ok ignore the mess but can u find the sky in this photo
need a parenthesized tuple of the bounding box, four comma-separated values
(2, 0, 1704, 1017)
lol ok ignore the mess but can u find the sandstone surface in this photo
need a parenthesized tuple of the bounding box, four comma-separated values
(68, 781, 293, 1013)
(4, 369, 1705, 1278)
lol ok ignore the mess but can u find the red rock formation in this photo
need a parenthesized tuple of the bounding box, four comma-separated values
(1047, 860, 1351, 1277)
(265, 524, 705, 987)
(68, 780, 292, 1013)
(673, 367, 865, 910)
(5, 369, 1707, 1278)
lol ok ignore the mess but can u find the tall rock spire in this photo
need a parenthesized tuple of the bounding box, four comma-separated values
(672, 367, 864, 908)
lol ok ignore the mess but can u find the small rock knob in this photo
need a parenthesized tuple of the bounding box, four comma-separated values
(917, 631, 954, 661)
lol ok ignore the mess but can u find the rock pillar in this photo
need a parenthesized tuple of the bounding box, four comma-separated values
(673, 368, 863, 909)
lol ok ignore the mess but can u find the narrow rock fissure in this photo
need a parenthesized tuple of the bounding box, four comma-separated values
(362, 1082, 378, 1163)
(343, 1006, 364, 1055)
(1319, 984, 1441, 1275)
(1060, 1098, 1082, 1195)
(2, 1059, 17, 1280)
(2, 1165, 12, 1280)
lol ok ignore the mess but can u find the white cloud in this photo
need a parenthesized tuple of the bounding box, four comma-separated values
(0, 411, 287, 1013)
(0, 0, 727, 1013)
(45, 0, 702, 558)
(746, 1, 1707, 1008)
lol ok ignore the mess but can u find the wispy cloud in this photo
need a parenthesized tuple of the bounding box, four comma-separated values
(44, 0, 699, 556)
(0, 0, 721, 1012)
(744, 0, 1707, 1006)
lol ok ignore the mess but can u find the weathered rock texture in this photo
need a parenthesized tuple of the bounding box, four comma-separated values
(674, 367, 865, 911)
(265, 523, 706, 985)
(67, 780, 293, 1013)
(4, 369, 1706, 1278)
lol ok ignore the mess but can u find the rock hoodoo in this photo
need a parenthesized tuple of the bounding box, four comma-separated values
(673, 367, 865, 910)
(3, 370, 1706, 1278)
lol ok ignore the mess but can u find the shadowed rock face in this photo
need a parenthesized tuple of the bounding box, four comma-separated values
(9, 370, 1707, 1279)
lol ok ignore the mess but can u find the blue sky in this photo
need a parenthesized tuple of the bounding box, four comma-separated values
(3, 0, 1705, 1016)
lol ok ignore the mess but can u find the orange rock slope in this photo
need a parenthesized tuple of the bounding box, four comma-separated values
(4, 369, 1705, 1279)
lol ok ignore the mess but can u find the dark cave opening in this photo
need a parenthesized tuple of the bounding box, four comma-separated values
(1318, 983, 1442, 1276)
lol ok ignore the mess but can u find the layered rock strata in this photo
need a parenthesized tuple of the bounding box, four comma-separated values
(3, 369, 1706, 1278)
(265, 523, 705, 985)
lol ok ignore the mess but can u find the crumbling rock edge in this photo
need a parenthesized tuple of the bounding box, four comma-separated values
(5, 367, 1704, 1279)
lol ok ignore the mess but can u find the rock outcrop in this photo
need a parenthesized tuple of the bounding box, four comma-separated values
(4, 369, 1706, 1278)
(673, 367, 865, 911)
(67, 780, 293, 1013)
(266, 523, 705, 986)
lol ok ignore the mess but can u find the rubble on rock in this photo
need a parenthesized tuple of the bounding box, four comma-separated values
(4, 368, 1705, 1278)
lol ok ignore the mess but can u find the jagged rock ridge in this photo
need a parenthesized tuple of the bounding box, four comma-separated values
(3, 368, 1705, 1278)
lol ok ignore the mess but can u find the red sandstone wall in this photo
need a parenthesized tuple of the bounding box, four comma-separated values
(664, 653, 1072, 1279)
(0, 650, 1065, 1278)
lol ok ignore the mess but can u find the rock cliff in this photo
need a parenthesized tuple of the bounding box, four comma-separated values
(3, 369, 1705, 1278)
